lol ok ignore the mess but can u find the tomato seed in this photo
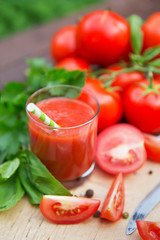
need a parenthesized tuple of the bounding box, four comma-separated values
(85, 189, 94, 198)
(56, 211, 60, 216)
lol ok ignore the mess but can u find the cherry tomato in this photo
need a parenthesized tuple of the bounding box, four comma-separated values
(51, 25, 77, 62)
(124, 80, 160, 134)
(100, 173, 124, 221)
(84, 78, 123, 132)
(142, 13, 160, 50)
(96, 123, 146, 174)
(100, 64, 145, 92)
(144, 133, 160, 162)
(40, 195, 100, 224)
(56, 57, 90, 72)
(137, 220, 160, 240)
(76, 10, 130, 66)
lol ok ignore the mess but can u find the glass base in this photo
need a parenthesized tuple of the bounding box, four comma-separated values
(61, 162, 95, 189)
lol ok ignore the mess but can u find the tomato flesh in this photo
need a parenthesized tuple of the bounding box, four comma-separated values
(100, 173, 124, 221)
(40, 195, 100, 224)
(137, 220, 160, 240)
(96, 123, 146, 174)
(144, 133, 160, 162)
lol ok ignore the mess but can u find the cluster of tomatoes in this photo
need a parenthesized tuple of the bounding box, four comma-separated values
(40, 10, 160, 238)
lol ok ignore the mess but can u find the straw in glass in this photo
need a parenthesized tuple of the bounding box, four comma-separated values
(27, 103, 61, 128)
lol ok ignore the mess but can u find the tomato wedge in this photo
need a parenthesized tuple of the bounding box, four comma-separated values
(96, 123, 147, 174)
(40, 195, 100, 224)
(137, 220, 160, 240)
(144, 133, 160, 163)
(100, 173, 124, 221)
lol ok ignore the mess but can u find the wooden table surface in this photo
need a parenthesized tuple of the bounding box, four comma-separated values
(1, 1, 160, 240)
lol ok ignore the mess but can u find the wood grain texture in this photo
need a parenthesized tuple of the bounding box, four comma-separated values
(1, 161, 160, 240)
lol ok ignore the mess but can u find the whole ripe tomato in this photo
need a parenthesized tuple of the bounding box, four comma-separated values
(124, 80, 160, 134)
(100, 64, 145, 92)
(143, 133, 160, 162)
(56, 57, 90, 72)
(51, 25, 77, 62)
(96, 124, 146, 174)
(137, 220, 160, 240)
(142, 13, 160, 50)
(84, 78, 123, 132)
(40, 195, 100, 224)
(76, 10, 130, 66)
(100, 173, 124, 222)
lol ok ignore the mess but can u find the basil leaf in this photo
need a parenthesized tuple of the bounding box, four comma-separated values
(0, 158, 20, 182)
(25, 58, 52, 93)
(18, 163, 43, 204)
(142, 46, 160, 62)
(44, 68, 86, 88)
(1, 82, 28, 108)
(128, 14, 143, 55)
(18, 150, 72, 204)
(0, 172, 24, 211)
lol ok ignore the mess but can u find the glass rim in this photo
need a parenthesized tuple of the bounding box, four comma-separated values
(26, 84, 100, 130)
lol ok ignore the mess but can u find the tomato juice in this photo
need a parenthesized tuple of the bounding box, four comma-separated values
(27, 86, 99, 182)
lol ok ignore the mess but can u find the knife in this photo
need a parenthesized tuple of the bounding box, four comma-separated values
(126, 182, 160, 235)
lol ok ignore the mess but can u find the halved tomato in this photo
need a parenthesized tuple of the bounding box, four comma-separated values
(40, 195, 100, 224)
(144, 133, 160, 162)
(96, 123, 147, 174)
(137, 220, 160, 240)
(100, 173, 124, 221)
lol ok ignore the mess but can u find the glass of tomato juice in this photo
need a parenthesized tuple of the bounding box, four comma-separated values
(26, 85, 99, 185)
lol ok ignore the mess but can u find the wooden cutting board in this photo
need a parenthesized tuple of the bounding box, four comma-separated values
(1, 160, 160, 240)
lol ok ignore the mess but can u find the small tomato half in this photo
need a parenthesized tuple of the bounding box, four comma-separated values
(137, 220, 160, 240)
(96, 123, 146, 174)
(144, 133, 160, 162)
(40, 195, 100, 224)
(100, 173, 124, 221)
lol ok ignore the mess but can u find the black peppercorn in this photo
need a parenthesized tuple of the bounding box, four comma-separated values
(122, 212, 129, 219)
(148, 170, 153, 175)
(85, 189, 94, 198)
(93, 210, 101, 218)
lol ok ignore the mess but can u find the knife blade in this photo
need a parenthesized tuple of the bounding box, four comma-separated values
(126, 182, 160, 235)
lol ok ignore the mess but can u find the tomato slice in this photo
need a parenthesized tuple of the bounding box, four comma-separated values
(96, 123, 146, 174)
(100, 173, 124, 221)
(137, 220, 160, 240)
(40, 195, 100, 224)
(144, 133, 160, 162)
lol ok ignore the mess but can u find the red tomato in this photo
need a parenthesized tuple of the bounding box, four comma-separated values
(51, 25, 77, 62)
(40, 195, 100, 224)
(137, 220, 160, 240)
(56, 57, 90, 72)
(96, 124, 146, 174)
(76, 10, 130, 66)
(100, 173, 124, 221)
(124, 80, 160, 134)
(144, 133, 160, 162)
(100, 64, 145, 92)
(142, 13, 160, 50)
(84, 78, 123, 132)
